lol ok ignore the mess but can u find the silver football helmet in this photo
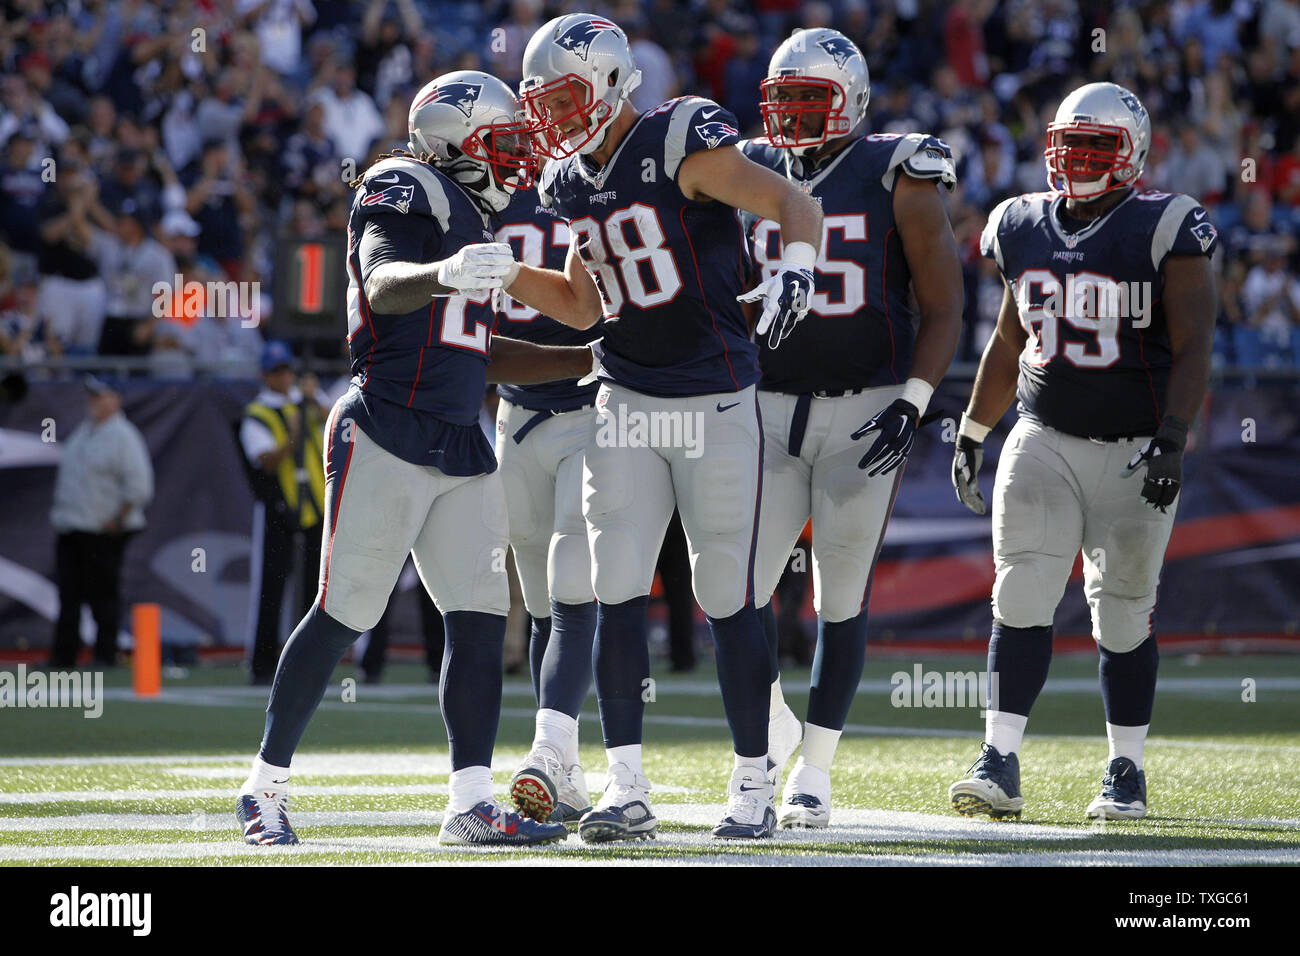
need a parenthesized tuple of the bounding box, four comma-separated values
(519, 13, 642, 158)
(1045, 82, 1151, 200)
(408, 70, 537, 213)
(761, 28, 870, 156)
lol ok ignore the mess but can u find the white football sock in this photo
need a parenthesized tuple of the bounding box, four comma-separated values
(985, 710, 1028, 757)
(800, 722, 842, 773)
(606, 744, 642, 776)
(564, 717, 581, 767)
(447, 766, 494, 813)
(734, 752, 767, 774)
(532, 708, 577, 760)
(769, 678, 786, 717)
(242, 755, 290, 794)
(1106, 722, 1149, 769)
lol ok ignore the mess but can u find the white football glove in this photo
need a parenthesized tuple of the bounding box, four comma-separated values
(436, 242, 518, 295)
(736, 241, 817, 349)
(577, 338, 603, 386)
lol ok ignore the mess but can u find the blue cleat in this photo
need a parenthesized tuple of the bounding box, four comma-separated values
(437, 800, 569, 846)
(236, 790, 301, 845)
(949, 743, 1025, 820)
(578, 763, 656, 843)
(1086, 757, 1148, 820)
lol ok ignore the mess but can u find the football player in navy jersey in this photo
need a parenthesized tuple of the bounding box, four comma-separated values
(502, 13, 824, 842)
(491, 184, 603, 824)
(948, 82, 1218, 821)
(738, 29, 964, 828)
(235, 72, 600, 849)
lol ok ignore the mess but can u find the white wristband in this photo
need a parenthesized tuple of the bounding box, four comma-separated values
(782, 241, 817, 272)
(958, 412, 992, 443)
(900, 377, 933, 416)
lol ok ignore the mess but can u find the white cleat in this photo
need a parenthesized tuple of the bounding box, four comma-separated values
(767, 703, 803, 788)
(551, 763, 593, 824)
(778, 759, 831, 829)
(712, 766, 777, 839)
(578, 762, 657, 843)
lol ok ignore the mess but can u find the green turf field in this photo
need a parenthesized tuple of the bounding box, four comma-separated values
(2, 652, 1298, 865)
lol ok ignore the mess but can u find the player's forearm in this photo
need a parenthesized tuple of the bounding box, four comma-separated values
(364, 261, 456, 313)
(1162, 333, 1213, 426)
(506, 264, 601, 330)
(965, 330, 1021, 429)
(1160, 255, 1217, 426)
(776, 190, 823, 254)
(486, 337, 592, 384)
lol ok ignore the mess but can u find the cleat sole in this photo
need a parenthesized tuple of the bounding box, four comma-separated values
(510, 774, 556, 822)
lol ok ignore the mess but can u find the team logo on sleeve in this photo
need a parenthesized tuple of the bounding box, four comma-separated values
(1191, 220, 1218, 253)
(555, 17, 617, 61)
(695, 120, 739, 149)
(362, 182, 416, 214)
(414, 81, 483, 117)
(816, 34, 860, 68)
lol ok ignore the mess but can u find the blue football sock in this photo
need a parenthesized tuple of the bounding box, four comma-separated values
(707, 603, 769, 759)
(528, 614, 551, 706)
(1099, 636, 1159, 726)
(539, 599, 597, 719)
(260, 605, 360, 767)
(806, 612, 869, 731)
(593, 596, 650, 749)
(440, 610, 506, 771)
(988, 622, 1053, 716)
(759, 601, 780, 682)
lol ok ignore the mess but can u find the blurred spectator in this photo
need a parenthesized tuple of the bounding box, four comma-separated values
(238, 0, 317, 83)
(722, 23, 767, 134)
(1242, 241, 1300, 355)
(0, 74, 69, 156)
(48, 375, 154, 668)
(627, 15, 679, 112)
(0, 131, 47, 281)
(1162, 123, 1226, 202)
(36, 157, 110, 355)
(0, 278, 60, 363)
(1226, 191, 1295, 268)
(483, 0, 543, 89)
(310, 63, 386, 165)
(183, 140, 255, 279)
(358, 0, 425, 108)
(90, 202, 176, 357)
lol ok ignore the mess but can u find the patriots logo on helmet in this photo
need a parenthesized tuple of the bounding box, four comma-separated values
(361, 182, 416, 214)
(816, 35, 858, 68)
(695, 120, 738, 149)
(1117, 87, 1148, 126)
(415, 81, 483, 118)
(555, 17, 618, 62)
(1191, 220, 1218, 253)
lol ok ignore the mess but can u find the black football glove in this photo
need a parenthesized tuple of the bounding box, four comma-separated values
(1122, 416, 1189, 512)
(852, 398, 921, 477)
(952, 432, 987, 515)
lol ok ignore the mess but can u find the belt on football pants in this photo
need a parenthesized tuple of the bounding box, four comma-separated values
(512, 403, 594, 444)
(787, 388, 867, 458)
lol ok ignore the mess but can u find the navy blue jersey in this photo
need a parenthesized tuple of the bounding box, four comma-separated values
(345, 155, 498, 474)
(982, 188, 1219, 438)
(492, 186, 602, 412)
(740, 132, 956, 393)
(540, 96, 758, 397)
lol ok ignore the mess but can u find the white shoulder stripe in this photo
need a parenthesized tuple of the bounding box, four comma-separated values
(981, 196, 1017, 271)
(367, 157, 452, 233)
(1150, 194, 1199, 271)
(665, 97, 715, 180)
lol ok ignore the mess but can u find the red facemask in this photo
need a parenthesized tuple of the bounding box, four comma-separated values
(461, 118, 539, 190)
(520, 74, 611, 159)
(759, 76, 849, 149)
(1044, 121, 1136, 198)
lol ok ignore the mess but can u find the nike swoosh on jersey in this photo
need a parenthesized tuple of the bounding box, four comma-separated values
(373, 175, 400, 184)
(716, 401, 740, 412)
(1193, 210, 1206, 219)
(702, 108, 720, 119)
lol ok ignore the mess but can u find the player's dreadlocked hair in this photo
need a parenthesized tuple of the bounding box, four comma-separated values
(348, 149, 433, 190)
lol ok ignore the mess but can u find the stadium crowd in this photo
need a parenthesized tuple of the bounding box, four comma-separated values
(1, 0, 1298, 370)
